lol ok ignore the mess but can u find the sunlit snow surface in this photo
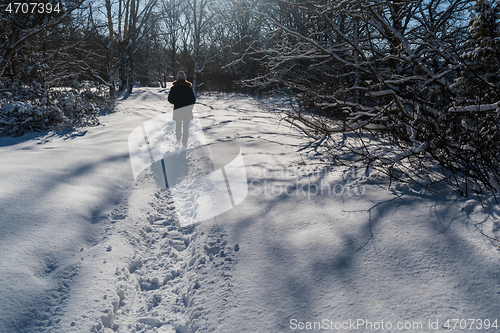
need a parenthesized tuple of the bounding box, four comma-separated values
(1, 87, 500, 333)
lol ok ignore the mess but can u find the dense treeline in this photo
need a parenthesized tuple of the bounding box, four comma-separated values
(1, 0, 498, 94)
(0, 0, 264, 93)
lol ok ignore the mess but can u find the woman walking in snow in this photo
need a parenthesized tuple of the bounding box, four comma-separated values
(168, 71, 196, 146)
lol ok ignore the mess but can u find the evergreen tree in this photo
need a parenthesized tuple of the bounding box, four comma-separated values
(455, 0, 500, 105)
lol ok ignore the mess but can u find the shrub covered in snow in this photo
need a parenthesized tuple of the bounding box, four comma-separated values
(0, 101, 64, 135)
(0, 80, 112, 136)
(249, 0, 500, 199)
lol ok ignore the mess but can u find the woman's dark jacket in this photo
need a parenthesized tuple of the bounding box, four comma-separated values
(168, 80, 196, 121)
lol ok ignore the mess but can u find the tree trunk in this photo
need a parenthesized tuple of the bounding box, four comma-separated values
(127, 0, 137, 94)
(105, 0, 115, 96)
(192, 0, 199, 94)
(172, 39, 176, 79)
(119, 0, 130, 91)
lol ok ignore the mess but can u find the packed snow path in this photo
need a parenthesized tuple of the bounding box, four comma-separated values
(1, 88, 500, 332)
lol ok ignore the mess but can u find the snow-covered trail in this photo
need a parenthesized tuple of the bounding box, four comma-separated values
(0, 88, 169, 332)
(1, 87, 500, 333)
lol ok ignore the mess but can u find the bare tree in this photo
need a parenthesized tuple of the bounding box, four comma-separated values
(160, 0, 185, 80)
(117, 0, 157, 93)
(217, 0, 265, 89)
(105, 0, 116, 95)
(0, 0, 87, 80)
(185, 0, 219, 93)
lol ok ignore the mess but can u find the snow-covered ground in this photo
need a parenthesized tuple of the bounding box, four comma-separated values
(1, 87, 500, 333)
